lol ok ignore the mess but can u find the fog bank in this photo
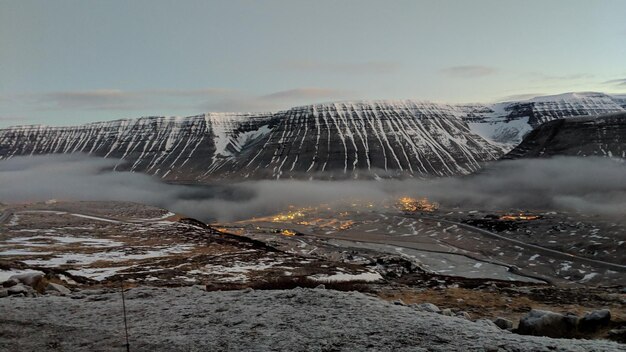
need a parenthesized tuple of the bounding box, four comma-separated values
(0, 154, 624, 221)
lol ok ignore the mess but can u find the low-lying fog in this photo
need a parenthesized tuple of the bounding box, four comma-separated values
(0, 154, 624, 221)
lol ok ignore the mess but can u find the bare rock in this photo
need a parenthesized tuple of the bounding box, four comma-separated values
(608, 327, 626, 343)
(414, 303, 440, 313)
(8, 272, 47, 293)
(46, 283, 71, 295)
(7, 284, 37, 297)
(517, 309, 579, 338)
(9, 272, 44, 287)
(493, 317, 513, 330)
(456, 311, 471, 320)
(0, 288, 8, 298)
(441, 308, 454, 317)
(205, 283, 221, 292)
(579, 309, 611, 333)
(2, 278, 18, 288)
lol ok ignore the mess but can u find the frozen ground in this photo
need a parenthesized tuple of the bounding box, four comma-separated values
(0, 201, 379, 285)
(0, 286, 622, 352)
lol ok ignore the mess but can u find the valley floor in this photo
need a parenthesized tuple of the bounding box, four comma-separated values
(1, 200, 625, 350)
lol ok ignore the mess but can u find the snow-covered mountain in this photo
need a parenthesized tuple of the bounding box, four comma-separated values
(207, 101, 503, 180)
(465, 92, 625, 147)
(504, 112, 626, 159)
(0, 101, 503, 181)
(0, 92, 623, 181)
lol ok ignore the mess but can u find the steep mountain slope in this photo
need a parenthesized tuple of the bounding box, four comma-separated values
(1, 93, 623, 181)
(207, 102, 504, 180)
(466, 92, 625, 147)
(504, 113, 626, 159)
(0, 101, 504, 181)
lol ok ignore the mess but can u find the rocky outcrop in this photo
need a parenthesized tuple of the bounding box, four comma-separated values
(517, 309, 579, 338)
(516, 309, 615, 338)
(493, 317, 514, 330)
(46, 282, 72, 295)
(1, 272, 71, 297)
(579, 309, 611, 333)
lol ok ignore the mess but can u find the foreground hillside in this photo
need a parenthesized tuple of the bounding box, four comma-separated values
(1, 286, 622, 352)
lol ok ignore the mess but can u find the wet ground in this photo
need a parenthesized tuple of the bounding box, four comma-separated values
(224, 204, 625, 287)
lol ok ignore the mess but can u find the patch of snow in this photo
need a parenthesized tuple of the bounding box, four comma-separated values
(0, 269, 44, 283)
(20, 244, 195, 267)
(5, 235, 123, 248)
(66, 266, 131, 281)
(309, 271, 383, 282)
(0, 249, 52, 256)
(69, 213, 121, 223)
(579, 272, 599, 283)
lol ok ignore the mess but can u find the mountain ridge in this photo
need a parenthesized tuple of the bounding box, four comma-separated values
(504, 112, 626, 159)
(1, 92, 624, 181)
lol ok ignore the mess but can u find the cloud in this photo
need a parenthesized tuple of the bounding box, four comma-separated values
(3, 87, 352, 115)
(203, 97, 278, 113)
(283, 60, 400, 74)
(25, 88, 234, 111)
(261, 88, 349, 101)
(440, 65, 496, 78)
(496, 93, 545, 102)
(40, 89, 135, 109)
(526, 72, 594, 83)
(144, 88, 235, 97)
(603, 78, 626, 86)
(0, 155, 623, 222)
(202, 87, 352, 112)
(0, 115, 30, 123)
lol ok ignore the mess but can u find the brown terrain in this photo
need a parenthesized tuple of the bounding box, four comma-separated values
(1, 199, 625, 343)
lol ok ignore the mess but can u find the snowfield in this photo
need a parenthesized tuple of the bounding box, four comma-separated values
(1, 286, 622, 352)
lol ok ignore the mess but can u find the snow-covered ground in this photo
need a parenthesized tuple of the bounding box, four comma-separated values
(0, 286, 621, 351)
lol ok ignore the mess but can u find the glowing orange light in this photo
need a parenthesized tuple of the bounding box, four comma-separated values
(397, 197, 439, 212)
(499, 213, 541, 221)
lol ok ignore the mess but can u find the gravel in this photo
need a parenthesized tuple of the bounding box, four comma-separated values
(1, 286, 623, 352)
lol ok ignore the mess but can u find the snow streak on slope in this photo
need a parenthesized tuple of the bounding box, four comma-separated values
(466, 92, 625, 149)
(1, 93, 623, 181)
(0, 113, 274, 181)
(218, 101, 504, 180)
(0, 102, 503, 181)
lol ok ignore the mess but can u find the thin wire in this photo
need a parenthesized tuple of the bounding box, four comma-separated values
(121, 278, 130, 352)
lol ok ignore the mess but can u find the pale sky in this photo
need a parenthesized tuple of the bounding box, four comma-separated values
(1, 0, 625, 127)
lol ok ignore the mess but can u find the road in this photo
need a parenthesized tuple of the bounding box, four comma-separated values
(405, 213, 626, 272)
(0, 208, 14, 225)
(0, 207, 176, 226)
